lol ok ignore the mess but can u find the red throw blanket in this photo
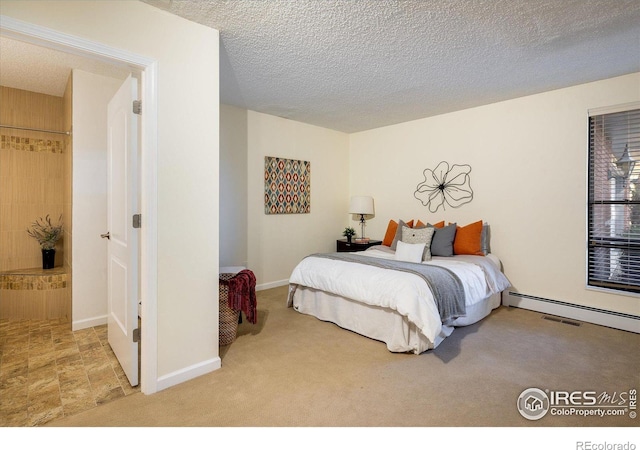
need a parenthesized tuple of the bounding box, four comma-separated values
(227, 269, 257, 324)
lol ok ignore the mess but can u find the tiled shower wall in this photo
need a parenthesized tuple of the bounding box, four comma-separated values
(0, 85, 71, 319)
(0, 134, 66, 271)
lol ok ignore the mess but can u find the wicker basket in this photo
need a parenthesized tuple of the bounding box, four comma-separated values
(219, 272, 240, 346)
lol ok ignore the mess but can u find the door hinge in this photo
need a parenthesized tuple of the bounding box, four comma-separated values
(133, 100, 142, 115)
(133, 214, 141, 229)
(133, 328, 141, 343)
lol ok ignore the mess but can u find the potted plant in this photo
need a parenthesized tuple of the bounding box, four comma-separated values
(342, 226, 356, 243)
(26, 214, 63, 270)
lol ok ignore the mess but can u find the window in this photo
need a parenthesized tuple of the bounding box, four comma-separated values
(588, 105, 640, 293)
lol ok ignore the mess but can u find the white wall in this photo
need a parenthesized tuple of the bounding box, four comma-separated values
(219, 104, 248, 268)
(2, 1, 220, 389)
(350, 73, 640, 317)
(246, 110, 350, 288)
(71, 69, 123, 330)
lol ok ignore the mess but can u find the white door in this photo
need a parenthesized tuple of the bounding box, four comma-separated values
(106, 75, 139, 386)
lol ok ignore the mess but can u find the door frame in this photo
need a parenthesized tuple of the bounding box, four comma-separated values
(0, 15, 159, 394)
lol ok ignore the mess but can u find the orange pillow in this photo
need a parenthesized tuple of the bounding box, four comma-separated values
(432, 221, 445, 228)
(383, 219, 416, 246)
(453, 220, 484, 255)
(415, 220, 426, 228)
(382, 220, 398, 246)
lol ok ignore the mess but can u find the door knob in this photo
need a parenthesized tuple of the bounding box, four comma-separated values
(101, 232, 110, 240)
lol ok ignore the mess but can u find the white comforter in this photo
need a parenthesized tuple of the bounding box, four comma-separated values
(288, 247, 510, 348)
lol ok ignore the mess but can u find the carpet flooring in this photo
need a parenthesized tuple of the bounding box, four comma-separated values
(35, 285, 639, 430)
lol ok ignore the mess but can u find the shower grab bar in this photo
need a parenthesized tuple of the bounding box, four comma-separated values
(0, 124, 70, 135)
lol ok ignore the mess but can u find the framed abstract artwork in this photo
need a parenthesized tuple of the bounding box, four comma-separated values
(264, 156, 311, 214)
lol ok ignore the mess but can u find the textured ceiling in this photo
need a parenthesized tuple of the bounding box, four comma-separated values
(1, 1, 639, 133)
(0, 36, 130, 98)
(142, 0, 640, 133)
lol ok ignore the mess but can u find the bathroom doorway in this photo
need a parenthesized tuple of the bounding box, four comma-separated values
(0, 17, 159, 394)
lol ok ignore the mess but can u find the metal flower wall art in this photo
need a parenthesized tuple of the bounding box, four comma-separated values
(414, 161, 474, 213)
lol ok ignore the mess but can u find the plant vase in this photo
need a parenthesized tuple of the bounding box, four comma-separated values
(42, 249, 56, 270)
(347, 235, 352, 243)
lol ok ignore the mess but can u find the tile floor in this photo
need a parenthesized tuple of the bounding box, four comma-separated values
(0, 318, 140, 427)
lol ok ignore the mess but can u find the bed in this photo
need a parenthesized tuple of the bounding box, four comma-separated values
(287, 220, 511, 354)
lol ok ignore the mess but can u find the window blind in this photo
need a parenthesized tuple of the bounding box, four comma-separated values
(588, 107, 640, 293)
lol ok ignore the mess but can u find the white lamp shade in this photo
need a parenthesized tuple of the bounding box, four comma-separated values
(349, 196, 374, 215)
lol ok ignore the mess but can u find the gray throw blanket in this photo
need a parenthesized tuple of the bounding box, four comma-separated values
(308, 252, 466, 324)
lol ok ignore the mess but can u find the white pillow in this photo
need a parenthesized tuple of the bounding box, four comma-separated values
(401, 225, 435, 261)
(395, 240, 426, 263)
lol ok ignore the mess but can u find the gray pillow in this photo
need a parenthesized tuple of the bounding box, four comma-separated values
(428, 222, 457, 257)
(481, 223, 490, 255)
(391, 219, 411, 250)
(401, 225, 435, 261)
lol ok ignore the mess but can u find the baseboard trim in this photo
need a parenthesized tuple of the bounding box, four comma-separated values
(72, 315, 107, 331)
(503, 291, 640, 334)
(156, 356, 221, 392)
(257, 278, 289, 291)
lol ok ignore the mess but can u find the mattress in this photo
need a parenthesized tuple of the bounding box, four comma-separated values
(288, 248, 510, 353)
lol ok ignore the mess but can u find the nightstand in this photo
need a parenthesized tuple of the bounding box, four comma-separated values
(336, 239, 383, 252)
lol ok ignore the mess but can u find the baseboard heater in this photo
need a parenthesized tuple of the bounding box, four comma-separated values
(503, 291, 639, 334)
